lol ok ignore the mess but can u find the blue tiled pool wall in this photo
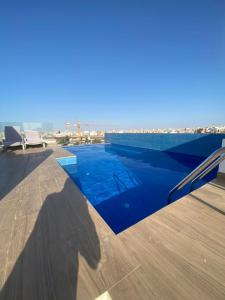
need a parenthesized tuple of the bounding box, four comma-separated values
(105, 133, 225, 158)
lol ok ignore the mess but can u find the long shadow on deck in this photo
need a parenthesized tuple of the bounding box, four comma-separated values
(0, 178, 101, 300)
(0, 149, 53, 200)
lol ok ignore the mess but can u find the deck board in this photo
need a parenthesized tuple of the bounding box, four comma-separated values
(0, 146, 225, 300)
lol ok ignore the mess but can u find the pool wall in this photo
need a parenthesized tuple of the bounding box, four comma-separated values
(105, 133, 225, 158)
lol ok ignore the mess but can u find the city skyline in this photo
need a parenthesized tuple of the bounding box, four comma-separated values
(1, 121, 225, 134)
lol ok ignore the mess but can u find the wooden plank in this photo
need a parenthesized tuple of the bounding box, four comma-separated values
(0, 146, 225, 300)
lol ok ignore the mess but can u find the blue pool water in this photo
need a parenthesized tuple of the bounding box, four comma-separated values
(57, 144, 216, 234)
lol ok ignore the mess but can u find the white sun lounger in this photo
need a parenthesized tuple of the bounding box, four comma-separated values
(3, 126, 25, 150)
(25, 130, 46, 148)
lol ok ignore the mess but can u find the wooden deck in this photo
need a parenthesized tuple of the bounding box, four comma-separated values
(0, 146, 225, 300)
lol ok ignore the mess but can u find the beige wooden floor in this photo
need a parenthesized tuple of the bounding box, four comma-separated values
(0, 146, 225, 300)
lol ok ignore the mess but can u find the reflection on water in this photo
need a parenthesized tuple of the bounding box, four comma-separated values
(61, 145, 141, 205)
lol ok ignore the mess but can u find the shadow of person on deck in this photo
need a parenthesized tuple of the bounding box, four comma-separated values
(0, 178, 101, 300)
(0, 149, 53, 201)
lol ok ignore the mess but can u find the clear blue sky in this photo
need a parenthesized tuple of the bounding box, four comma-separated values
(0, 0, 225, 130)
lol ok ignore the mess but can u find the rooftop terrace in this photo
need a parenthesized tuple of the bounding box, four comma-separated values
(0, 146, 225, 300)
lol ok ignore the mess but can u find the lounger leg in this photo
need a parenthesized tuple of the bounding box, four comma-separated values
(43, 142, 46, 148)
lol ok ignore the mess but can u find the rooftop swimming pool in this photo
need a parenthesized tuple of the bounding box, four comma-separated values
(57, 144, 216, 233)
